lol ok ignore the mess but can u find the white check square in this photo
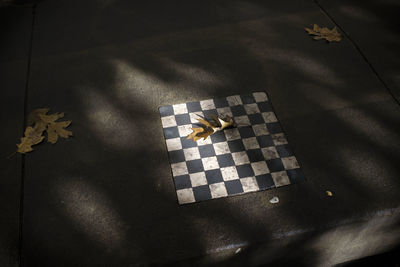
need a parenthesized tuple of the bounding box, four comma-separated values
(201, 156, 219, 170)
(190, 172, 208, 187)
(224, 128, 241, 141)
(209, 182, 228, 198)
(252, 124, 269, 136)
(166, 138, 182, 151)
(171, 162, 188, 176)
(261, 147, 279, 160)
(200, 99, 215, 110)
(178, 124, 193, 137)
(161, 115, 177, 128)
(251, 161, 270, 176)
(197, 136, 213, 146)
(217, 107, 233, 117)
(213, 142, 230, 155)
(173, 103, 188, 115)
(242, 137, 260, 150)
(176, 188, 195, 204)
(244, 103, 260, 115)
(271, 171, 291, 187)
(253, 92, 268, 102)
(221, 166, 239, 181)
(262, 112, 278, 123)
(183, 147, 201, 161)
(271, 133, 288, 145)
(227, 95, 243, 106)
(234, 115, 250, 126)
(281, 156, 300, 170)
(240, 177, 259, 192)
(232, 151, 250, 165)
(189, 111, 204, 123)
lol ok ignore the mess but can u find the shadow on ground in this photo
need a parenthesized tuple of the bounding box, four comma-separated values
(0, 0, 399, 266)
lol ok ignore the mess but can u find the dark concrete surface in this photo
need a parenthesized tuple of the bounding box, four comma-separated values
(1, 0, 400, 266)
(0, 6, 32, 267)
(317, 0, 400, 100)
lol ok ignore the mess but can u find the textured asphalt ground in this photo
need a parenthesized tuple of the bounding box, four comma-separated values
(1, 1, 399, 266)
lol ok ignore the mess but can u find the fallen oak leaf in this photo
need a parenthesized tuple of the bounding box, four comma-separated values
(305, 24, 341, 42)
(16, 126, 45, 154)
(186, 115, 233, 142)
(47, 120, 73, 144)
(14, 108, 73, 155)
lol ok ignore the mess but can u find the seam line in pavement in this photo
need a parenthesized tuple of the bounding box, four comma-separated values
(314, 0, 400, 108)
(18, 4, 36, 267)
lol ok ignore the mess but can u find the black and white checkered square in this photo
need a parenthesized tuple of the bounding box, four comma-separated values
(159, 92, 305, 204)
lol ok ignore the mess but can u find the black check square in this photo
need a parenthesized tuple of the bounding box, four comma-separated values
(287, 169, 305, 183)
(276, 144, 294, 158)
(181, 137, 197, 149)
(164, 127, 180, 139)
(210, 131, 227, 143)
(231, 105, 247, 116)
(239, 127, 255, 138)
(186, 159, 204, 173)
(257, 135, 274, 148)
(225, 180, 244, 194)
(175, 114, 191, 125)
(214, 97, 229, 108)
(203, 109, 218, 117)
(248, 113, 264, 124)
(193, 185, 212, 201)
(159, 105, 174, 117)
(256, 174, 275, 190)
(160, 91, 305, 204)
(228, 139, 245, 152)
(236, 164, 255, 178)
(240, 94, 256, 104)
(198, 144, 216, 158)
(169, 150, 185, 163)
(266, 158, 285, 172)
(186, 101, 202, 112)
(246, 149, 264, 162)
(266, 122, 283, 134)
(216, 154, 235, 168)
(205, 169, 224, 184)
(174, 175, 192, 190)
(257, 102, 272, 112)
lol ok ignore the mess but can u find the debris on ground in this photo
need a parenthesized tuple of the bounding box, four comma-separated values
(305, 24, 341, 42)
(269, 196, 279, 204)
(16, 108, 72, 154)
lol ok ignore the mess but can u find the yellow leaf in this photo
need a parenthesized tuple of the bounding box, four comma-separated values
(186, 114, 233, 142)
(16, 126, 45, 154)
(305, 24, 341, 42)
(16, 108, 73, 154)
(47, 120, 73, 144)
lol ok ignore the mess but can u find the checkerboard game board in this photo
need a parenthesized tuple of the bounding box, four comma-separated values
(159, 92, 305, 204)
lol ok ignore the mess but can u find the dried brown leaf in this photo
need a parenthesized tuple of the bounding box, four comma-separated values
(16, 126, 45, 153)
(47, 120, 73, 144)
(186, 115, 233, 142)
(15, 108, 73, 154)
(305, 24, 341, 42)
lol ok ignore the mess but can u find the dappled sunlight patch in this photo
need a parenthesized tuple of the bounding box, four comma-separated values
(266, 49, 344, 86)
(81, 87, 138, 150)
(190, 215, 247, 259)
(339, 5, 379, 22)
(338, 146, 397, 190)
(111, 58, 230, 106)
(55, 178, 127, 250)
(312, 211, 400, 266)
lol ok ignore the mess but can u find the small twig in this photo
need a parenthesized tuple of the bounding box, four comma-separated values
(7, 151, 17, 159)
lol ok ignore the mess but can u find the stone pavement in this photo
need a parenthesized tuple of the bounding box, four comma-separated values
(1, 0, 399, 266)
